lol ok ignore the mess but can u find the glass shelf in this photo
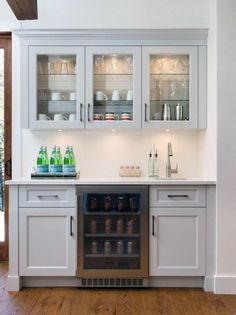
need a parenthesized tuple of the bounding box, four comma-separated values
(85, 254, 140, 258)
(150, 73, 190, 76)
(84, 212, 140, 216)
(85, 233, 140, 237)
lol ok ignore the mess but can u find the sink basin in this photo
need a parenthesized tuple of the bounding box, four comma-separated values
(152, 177, 187, 180)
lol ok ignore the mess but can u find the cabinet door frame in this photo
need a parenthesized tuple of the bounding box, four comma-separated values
(142, 46, 198, 129)
(85, 46, 142, 129)
(28, 46, 85, 130)
(19, 207, 77, 276)
(149, 207, 205, 276)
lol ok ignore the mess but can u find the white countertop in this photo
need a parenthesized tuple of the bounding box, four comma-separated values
(5, 177, 216, 185)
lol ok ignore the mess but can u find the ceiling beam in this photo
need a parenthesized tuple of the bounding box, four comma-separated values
(6, 0, 38, 20)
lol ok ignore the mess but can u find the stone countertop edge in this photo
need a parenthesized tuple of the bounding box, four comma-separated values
(5, 177, 216, 185)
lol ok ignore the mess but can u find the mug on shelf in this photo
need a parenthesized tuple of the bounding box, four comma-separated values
(105, 112, 119, 121)
(95, 91, 108, 101)
(93, 113, 104, 121)
(38, 113, 50, 121)
(51, 92, 65, 101)
(69, 113, 76, 121)
(121, 112, 131, 121)
(53, 114, 68, 121)
(69, 92, 76, 101)
(112, 90, 122, 101)
(126, 90, 133, 101)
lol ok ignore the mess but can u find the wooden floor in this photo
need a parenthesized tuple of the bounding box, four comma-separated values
(1, 263, 236, 315)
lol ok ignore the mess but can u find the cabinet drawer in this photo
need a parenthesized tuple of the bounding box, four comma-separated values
(19, 185, 76, 208)
(149, 185, 206, 207)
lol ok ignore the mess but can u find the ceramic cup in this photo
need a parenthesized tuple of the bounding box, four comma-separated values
(69, 92, 76, 101)
(54, 114, 67, 121)
(38, 113, 50, 121)
(105, 112, 119, 121)
(126, 90, 133, 101)
(112, 90, 122, 101)
(93, 113, 104, 121)
(121, 112, 131, 121)
(69, 113, 76, 121)
(51, 92, 65, 101)
(95, 91, 108, 101)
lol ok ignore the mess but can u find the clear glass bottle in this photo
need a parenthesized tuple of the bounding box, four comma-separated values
(148, 150, 154, 177)
(154, 149, 159, 177)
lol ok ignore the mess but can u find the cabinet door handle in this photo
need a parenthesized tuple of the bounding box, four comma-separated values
(37, 194, 58, 199)
(152, 215, 155, 236)
(88, 103, 91, 121)
(145, 103, 148, 122)
(80, 103, 83, 122)
(167, 194, 189, 198)
(70, 216, 73, 236)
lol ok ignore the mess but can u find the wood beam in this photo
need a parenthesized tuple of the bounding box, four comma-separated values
(6, 0, 38, 20)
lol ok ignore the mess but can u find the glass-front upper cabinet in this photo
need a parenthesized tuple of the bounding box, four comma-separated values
(86, 47, 141, 129)
(142, 47, 198, 128)
(28, 47, 84, 129)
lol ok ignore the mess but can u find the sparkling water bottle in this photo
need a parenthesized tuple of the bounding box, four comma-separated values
(36, 146, 49, 173)
(50, 146, 63, 173)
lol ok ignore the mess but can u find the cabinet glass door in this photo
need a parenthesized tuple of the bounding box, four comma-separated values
(86, 47, 141, 129)
(142, 47, 198, 128)
(29, 47, 84, 129)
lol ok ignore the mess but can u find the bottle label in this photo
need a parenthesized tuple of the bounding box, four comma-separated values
(50, 165, 63, 173)
(63, 165, 76, 173)
(37, 165, 49, 174)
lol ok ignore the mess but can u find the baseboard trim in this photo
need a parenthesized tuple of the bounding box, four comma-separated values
(8, 276, 22, 291)
(149, 276, 203, 288)
(214, 276, 236, 294)
(204, 276, 214, 292)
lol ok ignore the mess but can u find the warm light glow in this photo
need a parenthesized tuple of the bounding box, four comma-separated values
(166, 129, 170, 133)
(58, 129, 63, 132)
(112, 129, 116, 133)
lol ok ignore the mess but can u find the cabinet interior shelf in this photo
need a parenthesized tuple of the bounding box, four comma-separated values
(85, 233, 140, 237)
(85, 254, 140, 258)
(37, 74, 76, 76)
(150, 100, 189, 103)
(85, 212, 140, 216)
(93, 73, 133, 76)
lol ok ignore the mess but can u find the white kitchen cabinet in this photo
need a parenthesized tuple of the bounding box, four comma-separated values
(142, 46, 206, 129)
(19, 207, 77, 276)
(19, 30, 207, 130)
(149, 207, 205, 276)
(85, 46, 141, 129)
(28, 46, 85, 129)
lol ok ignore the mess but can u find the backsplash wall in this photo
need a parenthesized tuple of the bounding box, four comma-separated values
(21, 129, 205, 179)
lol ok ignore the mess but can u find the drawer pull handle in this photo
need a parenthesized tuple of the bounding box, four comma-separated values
(167, 194, 189, 198)
(70, 216, 73, 236)
(37, 195, 59, 199)
(152, 215, 155, 236)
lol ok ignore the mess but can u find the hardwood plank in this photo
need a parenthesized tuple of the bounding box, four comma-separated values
(30, 288, 67, 315)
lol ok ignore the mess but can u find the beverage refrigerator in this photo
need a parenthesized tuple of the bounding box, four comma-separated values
(76, 186, 148, 285)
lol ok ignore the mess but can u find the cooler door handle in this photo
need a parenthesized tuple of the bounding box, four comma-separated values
(70, 216, 73, 236)
(152, 215, 155, 236)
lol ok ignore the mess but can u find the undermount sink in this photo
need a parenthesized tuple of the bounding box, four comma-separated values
(152, 177, 187, 180)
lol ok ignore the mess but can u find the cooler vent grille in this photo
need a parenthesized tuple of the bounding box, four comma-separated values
(81, 278, 145, 287)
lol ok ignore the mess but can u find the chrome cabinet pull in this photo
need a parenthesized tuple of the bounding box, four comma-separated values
(80, 103, 83, 122)
(37, 194, 59, 199)
(152, 215, 155, 236)
(167, 194, 189, 198)
(70, 216, 73, 236)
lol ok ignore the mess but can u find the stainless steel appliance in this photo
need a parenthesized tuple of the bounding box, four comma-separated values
(76, 186, 148, 287)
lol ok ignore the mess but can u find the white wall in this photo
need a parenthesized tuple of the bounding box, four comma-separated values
(6, 0, 215, 181)
(214, 0, 236, 294)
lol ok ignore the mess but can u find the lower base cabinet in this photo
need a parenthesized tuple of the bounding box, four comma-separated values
(149, 207, 205, 276)
(19, 207, 77, 276)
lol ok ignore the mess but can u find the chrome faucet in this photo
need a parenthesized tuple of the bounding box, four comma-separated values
(166, 142, 178, 178)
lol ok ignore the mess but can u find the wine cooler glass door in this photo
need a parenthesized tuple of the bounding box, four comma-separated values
(77, 186, 148, 278)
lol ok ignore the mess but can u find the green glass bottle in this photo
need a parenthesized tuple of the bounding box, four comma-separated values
(50, 145, 61, 173)
(43, 146, 49, 173)
(37, 146, 48, 173)
(69, 146, 76, 173)
(63, 146, 72, 173)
